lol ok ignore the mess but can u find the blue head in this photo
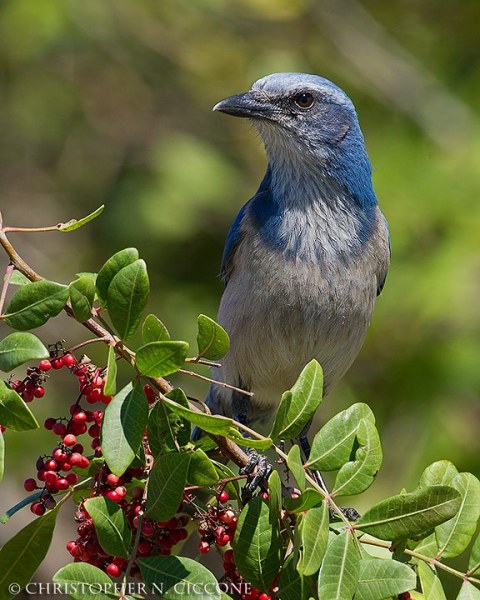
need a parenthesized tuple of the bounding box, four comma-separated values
(214, 72, 377, 209)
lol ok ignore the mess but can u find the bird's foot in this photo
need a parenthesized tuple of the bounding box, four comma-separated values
(240, 450, 272, 501)
(329, 505, 361, 522)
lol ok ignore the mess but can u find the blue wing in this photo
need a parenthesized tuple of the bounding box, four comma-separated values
(220, 168, 273, 284)
(220, 202, 248, 284)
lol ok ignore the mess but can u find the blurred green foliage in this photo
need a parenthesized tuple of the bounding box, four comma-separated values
(1, 0, 479, 585)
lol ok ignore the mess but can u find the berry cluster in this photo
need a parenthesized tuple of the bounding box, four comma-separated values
(18, 347, 114, 514)
(66, 469, 190, 577)
(197, 490, 237, 554)
(10, 366, 47, 402)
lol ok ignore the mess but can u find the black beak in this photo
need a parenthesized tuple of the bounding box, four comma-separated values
(213, 92, 273, 119)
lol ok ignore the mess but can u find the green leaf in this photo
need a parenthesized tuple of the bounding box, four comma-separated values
(3, 280, 69, 330)
(286, 444, 306, 492)
(58, 204, 105, 232)
(146, 452, 190, 522)
(0, 431, 4, 483)
(419, 460, 459, 487)
(148, 401, 177, 457)
(69, 276, 95, 322)
(0, 380, 39, 431)
(103, 346, 117, 396)
(355, 557, 416, 600)
(84, 496, 131, 558)
(0, 332, 48, 372)
(96, 247, 139, 306)
(234, 497, 283, 592)
(223, 427, 273, 450)
(469, 531, 480, 571)
(139, 556, 220, 600)
(278, 554, 310, 600)
(414, 532, 439, 558)
(165, 389, 191, 447)
(457, 582, 480, 600)
(297, 502, 329, 576)
(53, 563, 113, 600)
(355, 486, 462, 541)
(0, 506, 58, 599)
(186, 449, 219, 487)
(284, 488, 324, 513)
(306, 403, 375, 470)
(162, 394, 233, 434)
(268, 469, 282, 524)
(107, 259, 149, 341)
(270, 360, 323, 440)
(143, 314, 170, 343)
(101, 381, 149, 476)
(8, 270, 29, 286)
(332, 418, 382, 496)
(136, 341, 189, 377)
(317, 532, 360, 600)
(435, 473, 480, 558)
(196, 314, 230, 360)
(417, 561, 447, 600)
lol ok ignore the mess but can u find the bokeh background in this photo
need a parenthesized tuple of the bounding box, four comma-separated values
(1, 0, 479, 595)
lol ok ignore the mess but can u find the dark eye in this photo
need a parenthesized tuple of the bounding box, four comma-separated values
(294, 92, 314, 109)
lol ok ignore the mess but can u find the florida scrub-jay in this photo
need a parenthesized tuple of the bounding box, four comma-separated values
(195, 73, 390, 494)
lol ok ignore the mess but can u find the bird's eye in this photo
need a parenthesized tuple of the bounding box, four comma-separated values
(294, 92, 314, 109)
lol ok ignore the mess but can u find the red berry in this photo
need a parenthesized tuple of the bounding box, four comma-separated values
(223, 549, 235, 564)
(258, 594, 271, 600)
(52, 422, 67, 436)
(24, 478, 37, 492)
(69, 453, 83, 466)
(106, 491, 120, 502)
(33, 386, 45, 398)
(30, 502, 46, 516)
(137, 540, 152, 556)
(198, 540, 211, 554)
(107, 473, 120, 486)
(62, 354, 77, 367)
(73, 411, 87, 424)
(115, 486, 127, 499)
(53, 448, 67, 463)
(88, 424, 100, 438)
(220, 509, 236, 525)
(70, 421, 87, 435)
(51, 358, 64, 369)
(44, 417, 56, 430)
(166, 517, 178, 530)
(140, 520, 154, 536)
(78, 456, 90, 469)
(216, 490, 230, 503)
(216, 533, 230, 547)
(66, 540, 76, 554)
(215, 526, 226, 540)
(63, 434, 77, 447)
(259, 491, 270, 501)
(39, 360, 52, 371)
(106, 563, 121, 577)
(144, 384, 156, 404)
(66, 473, 78, 485)
(86, 389, 101, 403)
(22, 391, 34, 402)
(61, 461, 72, 471)
(72, 443, 84, 454)
(56, 478, 70, 490)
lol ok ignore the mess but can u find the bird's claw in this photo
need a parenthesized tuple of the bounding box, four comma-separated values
(240, 450, 272, 501)
(329, 505, 361, 522)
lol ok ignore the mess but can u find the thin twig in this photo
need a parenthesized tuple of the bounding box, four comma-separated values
(0, 263, 13, 314)
(68, 337, 110, 353)
(360, 537, 480, 585)
(178, 368, 254, 397)
(121, 452, 152, 596)
(184, 474, 248, 492)
(185, 357, 222, 368)
(2, 225, 63, 233)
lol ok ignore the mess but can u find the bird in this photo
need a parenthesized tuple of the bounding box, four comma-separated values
(194, 73, 390, 495)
